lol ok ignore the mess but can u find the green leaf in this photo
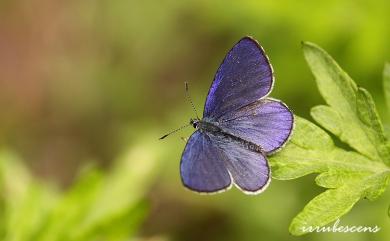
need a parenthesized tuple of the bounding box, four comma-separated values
(270, 43, 390, 235)
(69, 145, 157, 241)
(35, 142, 158, 241)
(35, 168, 105, 241)
(0, 150, 59, 241)
(303, 42, 390, 164)
(0, 134, 160, 241)
(271, 117, 390, 235)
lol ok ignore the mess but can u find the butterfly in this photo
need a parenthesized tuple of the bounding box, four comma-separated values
(161, 36, 294, 195)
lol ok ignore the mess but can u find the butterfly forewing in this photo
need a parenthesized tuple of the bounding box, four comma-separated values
(180, 131, 232, 193)
(203, 37, 273, 120)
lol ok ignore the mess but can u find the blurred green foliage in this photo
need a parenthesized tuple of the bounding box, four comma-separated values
(0, 139, 158, 240)
(0, 0, 389, 241)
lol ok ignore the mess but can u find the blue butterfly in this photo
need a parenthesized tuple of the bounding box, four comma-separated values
(161, 36, 294, 195)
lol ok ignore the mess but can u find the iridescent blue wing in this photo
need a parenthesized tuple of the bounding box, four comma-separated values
(203, 37, 273, 119)
(181, 131, 270, 194)
(219, 98, 294, 154)
(216, 136, 270, 194)
(180, 131, 232, 193)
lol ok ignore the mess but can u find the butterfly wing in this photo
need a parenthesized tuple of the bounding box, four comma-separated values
(181, 131, 270, 194)
(180, 131, 232, 193)
(219, 98, 294, 154)
(203, 37, 273, 120)
(216, 136, 271, 194)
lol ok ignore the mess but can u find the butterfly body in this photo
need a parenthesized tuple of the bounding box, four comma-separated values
(176, 36, 293, 195)
(192, 118, 264, 154)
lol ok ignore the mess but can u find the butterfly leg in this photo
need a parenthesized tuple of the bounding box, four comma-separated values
(180, 137, 188, 142)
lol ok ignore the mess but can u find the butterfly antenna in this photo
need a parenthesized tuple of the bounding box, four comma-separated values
(185, 82, 200, 119)
(159, 123, 191, 140)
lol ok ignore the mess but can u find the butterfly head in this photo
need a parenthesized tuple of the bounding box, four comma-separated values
(190, 118, 200, 129)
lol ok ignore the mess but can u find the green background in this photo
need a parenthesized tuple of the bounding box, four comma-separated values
(0, 0, 389, 240)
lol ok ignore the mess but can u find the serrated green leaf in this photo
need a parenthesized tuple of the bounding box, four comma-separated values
(289, 184, 361, 235)
(270, 43, 390, 236)
(270, 117, 390, 235)
(310, 105, 342, 136)
(303, 42, 390, 164)
(270, 117, 387, 180)
(290, 169, 390, 235)
(362, 171, 390, 201)
(356, 87, 390, 162)
(314, 170, 368, 189)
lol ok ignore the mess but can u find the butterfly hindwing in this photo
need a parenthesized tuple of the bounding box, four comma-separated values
(215, 135, 271, 194)
(180, 130, 270, 194)
(203, 37, 273, 119)
(219, 98, 294, 154)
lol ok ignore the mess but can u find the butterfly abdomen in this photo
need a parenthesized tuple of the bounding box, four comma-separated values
(222, 132, 264, 154)
(199, 120, 265, 154)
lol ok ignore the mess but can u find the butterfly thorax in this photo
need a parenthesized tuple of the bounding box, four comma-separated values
(196, 119, 265, 154)
(196, 119, 221, 134)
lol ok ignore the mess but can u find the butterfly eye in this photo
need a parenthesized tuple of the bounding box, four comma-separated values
(189, 119, 198, 129)
(191, 120, 199, 128)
